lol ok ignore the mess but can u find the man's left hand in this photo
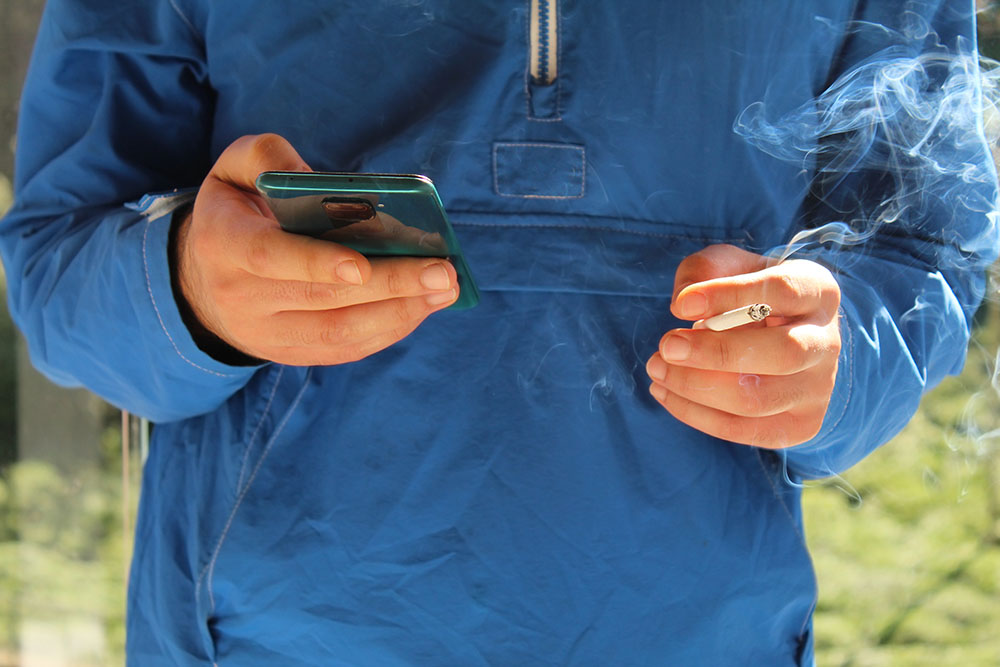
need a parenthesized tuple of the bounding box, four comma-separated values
(646, 244, 842, 449)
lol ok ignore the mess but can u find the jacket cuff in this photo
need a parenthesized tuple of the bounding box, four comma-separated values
(130, 191, 268, 376)
(777, 301, 854, 479)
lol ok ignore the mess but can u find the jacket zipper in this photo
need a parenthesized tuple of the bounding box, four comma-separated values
(529, 0, 558, 85)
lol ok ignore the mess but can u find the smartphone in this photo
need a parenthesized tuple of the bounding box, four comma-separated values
(255, 171, 479, 309)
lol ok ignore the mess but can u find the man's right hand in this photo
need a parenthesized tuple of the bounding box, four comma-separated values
(175, 134, 460, 366)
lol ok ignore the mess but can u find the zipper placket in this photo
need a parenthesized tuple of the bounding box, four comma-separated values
(529, 0, 558, 86)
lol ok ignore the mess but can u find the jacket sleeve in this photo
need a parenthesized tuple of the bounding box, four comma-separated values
(779, 0, 999, 479)
(0, 0, 263, 422)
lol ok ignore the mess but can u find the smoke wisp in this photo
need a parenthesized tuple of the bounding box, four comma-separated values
(735, 19, 1000, 266)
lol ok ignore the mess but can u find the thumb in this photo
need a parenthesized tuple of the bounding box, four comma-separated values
(210, 133, 312, 193)
(671, 244, 770, 320)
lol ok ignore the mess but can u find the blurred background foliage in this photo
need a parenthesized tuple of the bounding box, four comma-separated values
(0, 2, 1000, 666)
(805, 309, 1000, 665)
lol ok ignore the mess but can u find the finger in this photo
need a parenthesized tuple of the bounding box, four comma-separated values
(196, 134, 312, 228)
(186, 205, 373, 286)
(277, 322, 424, 367)
(674, 259, 841, 322)
(645, 358, 828, 418)
(188, 135, 374, 286)
(210, 133, 312, 192)
(648, 385, 826, 448)
(249, 293, 456, 364)
(671, 244, 770, 310)
(233, 257, 458, 310)
(657, 323, 840, 375)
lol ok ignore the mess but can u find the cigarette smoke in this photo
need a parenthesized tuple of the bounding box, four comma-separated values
(734, 15, 1000, 489)
(734, 21, 1000, 267)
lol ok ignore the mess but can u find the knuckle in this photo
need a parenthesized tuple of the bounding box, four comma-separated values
(676, 368, 696, 397)
(748, 421, 794, 449)
(213, 278, 244, 313)
(243, 234, 272, 274)
(738, 377, 774, 416)
(822, 270, 842, 299)
(318, 324, 348, 348)
(718, 414, 747, 443)
(764, 382, 805, 415)
(310, 277, 349, 306)
(249, 133, 288, 162)
(784, 329, 814, 371)
(321, 312, 368, 346)
(278, 325, 314, 348)
(779, 382, 808, 412)
(734, 374, 762, 414)
(277, 317, 343, 349)
(806, 259, 838, 288)
(680, 252, 713, 275)
(383, 267, 409, 298)
(389, 297, 412, 324)
(771, 271, 805, 302)
(675, 252, 714, 287)
(712, 336, 733, 369)
(296, 281, 318, 307)
(300, 281, 330, 308)
(303, 251, 337, 285)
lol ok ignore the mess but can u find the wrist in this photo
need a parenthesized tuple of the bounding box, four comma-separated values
(168, 202, 264, 366)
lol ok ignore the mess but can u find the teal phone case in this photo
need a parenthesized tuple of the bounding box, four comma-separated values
(255, 171, 479, 310)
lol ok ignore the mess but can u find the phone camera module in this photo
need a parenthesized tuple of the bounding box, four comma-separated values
(320, 196, 376, 229)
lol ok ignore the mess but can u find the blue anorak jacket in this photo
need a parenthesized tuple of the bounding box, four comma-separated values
(3, 0, 998, 664)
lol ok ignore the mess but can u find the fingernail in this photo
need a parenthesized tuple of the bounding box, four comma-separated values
(678, 292, 707, 319)
(426, 289, 456, 306)
(661, 335, 691, 361)
(336, 260, 363, 285)
(647, 356, 667, 381)
(420, 263, 451, 291)
(650, 384, 668, 402)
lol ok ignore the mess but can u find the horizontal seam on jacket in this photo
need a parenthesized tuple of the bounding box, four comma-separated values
(451, 219, 742, 243)
(142, 216, 236, 379)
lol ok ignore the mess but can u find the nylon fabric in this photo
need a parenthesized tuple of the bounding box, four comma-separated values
(1, 1, 996, 664)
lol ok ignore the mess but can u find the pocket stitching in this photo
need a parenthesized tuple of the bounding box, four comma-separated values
(196, 367, 313, 618)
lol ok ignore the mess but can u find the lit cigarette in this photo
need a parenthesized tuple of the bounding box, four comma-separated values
(694, 304, 771, 331)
